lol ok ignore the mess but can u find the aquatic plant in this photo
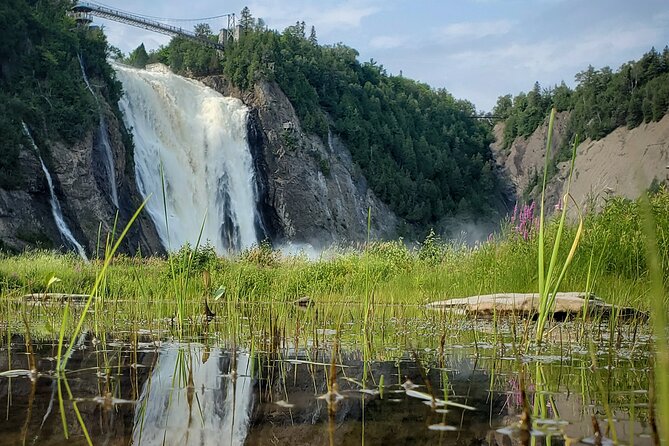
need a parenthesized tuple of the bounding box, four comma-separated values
(535, 108, 583, 344)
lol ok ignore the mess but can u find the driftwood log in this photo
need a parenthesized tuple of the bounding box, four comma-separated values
(22, 293, 90, 303)
(427, 292, 645, 320)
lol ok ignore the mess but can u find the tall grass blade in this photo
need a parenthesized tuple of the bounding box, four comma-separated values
(535, 109, 582, 344)
(58, 197, 149, 370)
(640, 193, 669, 444)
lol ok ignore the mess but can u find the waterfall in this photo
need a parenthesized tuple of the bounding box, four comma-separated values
(21, 123, 88, 261)
(78, 54, 119, 208)
(97, 116, 119, 207)
(132, 344, 254, 445)
(114, 63, 259, 253)
(77, 53, 96, 98)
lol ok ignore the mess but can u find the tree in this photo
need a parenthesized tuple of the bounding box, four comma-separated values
(240, 6, 254, 30)
(308, 26, 317, 45)
(107, 45, 124, 60)
(492, 94, 512, 120)
(127, 43, 149, 68)
(194, 23, 212, 38)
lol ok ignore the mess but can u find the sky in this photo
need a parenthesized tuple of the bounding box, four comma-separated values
(91, 0, 669, 112)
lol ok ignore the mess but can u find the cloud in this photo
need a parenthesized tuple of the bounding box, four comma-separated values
(249, 0, 380, 36)
(369, 35, 408, 50)
(446, 25, 662, 75)
(436, 19, 514, 40)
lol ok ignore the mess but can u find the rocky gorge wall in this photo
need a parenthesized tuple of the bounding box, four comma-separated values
(492, 112, 669, 213)
(0, 66, 398, 255)
(202, 76, 399, 248)
(0, 97, 164, 256)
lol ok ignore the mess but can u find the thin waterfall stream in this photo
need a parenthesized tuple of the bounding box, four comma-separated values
(78, 54, 119, 208)
(21, 122, 88, 260)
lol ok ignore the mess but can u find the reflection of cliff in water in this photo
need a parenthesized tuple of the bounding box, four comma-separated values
(248, 351, 511, 446)
(0, 333, 157, 445)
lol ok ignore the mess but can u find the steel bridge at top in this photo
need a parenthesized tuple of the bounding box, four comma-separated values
(71, 2, 236, 51)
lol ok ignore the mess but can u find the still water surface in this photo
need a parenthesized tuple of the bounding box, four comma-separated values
(0, 305, 654, 445)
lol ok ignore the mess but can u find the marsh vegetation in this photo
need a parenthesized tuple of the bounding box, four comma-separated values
(1, 182, 668, 445)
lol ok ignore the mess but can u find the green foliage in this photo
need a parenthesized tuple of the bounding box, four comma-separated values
(126, 43, 149, 68)
(149, 24, 222, 77)
(0, 0, 124, 188)
(240, 240, 279, 267)
(579, 187, 669, 281)
(217, 18, 499, 224)
(152, 36, 221, 76)
(170, 242, 218, 275)
(499, 47, 669, 150)
(1, 189, 668, 314)
(417, 229, 447, 265)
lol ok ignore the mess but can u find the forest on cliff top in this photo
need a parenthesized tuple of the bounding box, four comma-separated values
(0, 0, 123, 189)
(493, 47, 669, 153)
(131, 9, 502, 226)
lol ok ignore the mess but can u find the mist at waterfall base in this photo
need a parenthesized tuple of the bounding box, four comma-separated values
(114, 63, 262, 254)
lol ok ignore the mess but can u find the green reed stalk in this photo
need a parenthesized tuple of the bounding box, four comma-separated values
(535, 108, 583, 344)
(640, 193, 669, 445)
(58, 198, 148, 370)
(55, 302, 70, 439)
(177, 213, 207, 331)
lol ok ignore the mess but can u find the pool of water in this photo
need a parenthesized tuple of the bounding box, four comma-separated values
(0, 303, 655, 445)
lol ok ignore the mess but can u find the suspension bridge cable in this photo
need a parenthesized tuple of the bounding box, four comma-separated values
(92, 1, 233, 23)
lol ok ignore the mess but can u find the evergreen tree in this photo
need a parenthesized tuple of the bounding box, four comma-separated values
(127, 43, 149, 68)
(492, 94, 512, 120)
(240, 6, 254, 30)
(194, 23, 212, 38)
(308, 25, 317, 45)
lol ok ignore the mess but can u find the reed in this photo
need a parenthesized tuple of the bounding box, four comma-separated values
(535, 108, 583, 344)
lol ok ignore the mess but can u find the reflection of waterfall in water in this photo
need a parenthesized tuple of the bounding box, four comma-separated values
(21, 123, 88, 260)
(78, 54, 119, 207)
(133, 345, 253, 445)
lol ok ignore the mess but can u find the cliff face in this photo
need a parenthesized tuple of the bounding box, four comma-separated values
(203, 76, 399, 247)
(492, 112, 669, 213)
(1, 69, 397, 255)
(0, 101, 164, 256)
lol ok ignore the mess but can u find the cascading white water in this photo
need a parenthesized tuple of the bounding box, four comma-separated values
(97, 116, 119, 207)
(132, 345, 253, 445)
(21, 123, 88, 260)
(78, 54, 96, 98)
(114, 63, 259, 253)
(78, 54, 119, 208)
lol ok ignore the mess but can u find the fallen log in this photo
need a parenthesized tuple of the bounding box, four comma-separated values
(22, 293, 90, 303)
(426, 292, 645, 320)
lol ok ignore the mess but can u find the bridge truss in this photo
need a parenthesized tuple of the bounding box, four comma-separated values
(72, 2, 235, 51)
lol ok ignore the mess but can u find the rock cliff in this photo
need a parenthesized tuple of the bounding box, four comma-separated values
(1, 68, 398, 255)
(492, 112, 669, 213)
(0, 100, 164, 256)
(202, 76, 399, 247)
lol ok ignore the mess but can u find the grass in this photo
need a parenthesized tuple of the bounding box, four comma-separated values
(535, 108, 583, 344)
(2, 188, 667, 314)
(0, 182, 667, 445)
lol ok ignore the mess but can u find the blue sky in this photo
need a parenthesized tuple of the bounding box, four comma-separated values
(93, 0, 669, 111)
